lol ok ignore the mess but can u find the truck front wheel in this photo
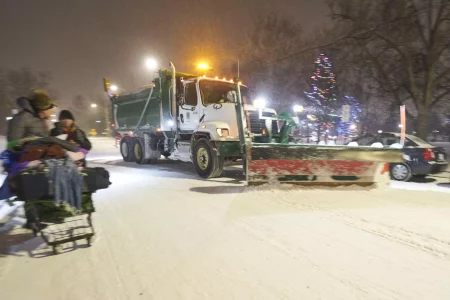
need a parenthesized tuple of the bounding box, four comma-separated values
(193, 138, 223, 179)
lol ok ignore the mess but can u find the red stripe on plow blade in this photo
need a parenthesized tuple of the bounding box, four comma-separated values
(247, 160, 387, 186)
(248, 160, 375, 176)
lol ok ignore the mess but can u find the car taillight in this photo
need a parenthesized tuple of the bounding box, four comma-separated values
(423, 148, 435, 161)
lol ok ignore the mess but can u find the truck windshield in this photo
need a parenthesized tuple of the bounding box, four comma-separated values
(199, 80, 250, 105)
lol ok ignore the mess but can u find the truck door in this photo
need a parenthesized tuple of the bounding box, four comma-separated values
(179, 81, 201, 131)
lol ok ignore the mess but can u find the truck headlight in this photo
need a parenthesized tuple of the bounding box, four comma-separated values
(216, 128, 229, 137)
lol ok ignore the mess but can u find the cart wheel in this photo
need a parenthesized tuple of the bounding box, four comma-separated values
(86, 238, 92, 247)
(53, 245, 62, 255)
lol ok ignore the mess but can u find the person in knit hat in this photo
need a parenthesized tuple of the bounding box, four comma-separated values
(7, 89, 57, 142)
(50, 110, 92, 151)
(6, 90, 57, 229)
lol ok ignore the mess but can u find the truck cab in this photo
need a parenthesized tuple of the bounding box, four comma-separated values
(107, 70, 278, 178)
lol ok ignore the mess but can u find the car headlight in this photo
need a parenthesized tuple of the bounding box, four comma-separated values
(216, 128, 230, 137)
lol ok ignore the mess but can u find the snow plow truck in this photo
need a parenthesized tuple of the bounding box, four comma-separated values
(104, 62, 402, 186)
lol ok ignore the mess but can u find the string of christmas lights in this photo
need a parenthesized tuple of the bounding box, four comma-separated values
(337, 96, 362, 137)
(304, 54, 339, 134)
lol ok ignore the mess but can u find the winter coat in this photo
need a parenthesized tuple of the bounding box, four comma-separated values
(7, 99, 51, 142)
(50, 122, 92, 151)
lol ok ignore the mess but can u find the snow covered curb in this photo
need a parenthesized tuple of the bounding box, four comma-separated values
(245, 182, 385, 193)
(0, 200, 21, 226)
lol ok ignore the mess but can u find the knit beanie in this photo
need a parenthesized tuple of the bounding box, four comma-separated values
(28, 89, 56, 112)
(59, 110, 75, 121)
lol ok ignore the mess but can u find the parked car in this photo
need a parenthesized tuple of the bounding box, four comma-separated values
(348, 132, 448, 181)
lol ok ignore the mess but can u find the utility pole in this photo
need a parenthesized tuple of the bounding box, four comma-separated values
(103, 96, 111, 137)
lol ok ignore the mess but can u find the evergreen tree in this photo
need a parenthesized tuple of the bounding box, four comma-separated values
(304, 54, 340, 139)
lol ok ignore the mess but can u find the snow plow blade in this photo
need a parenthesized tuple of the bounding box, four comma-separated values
(246, 144, 403, 186)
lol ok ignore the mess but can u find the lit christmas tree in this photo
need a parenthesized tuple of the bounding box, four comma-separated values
(304, 54, 340, 139)
(338, 96, 362, 138)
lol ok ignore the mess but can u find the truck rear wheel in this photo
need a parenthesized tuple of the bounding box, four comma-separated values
(133, 139, 149, 165)
(120, 138, 134, 162)
(193, 138, 223, 178)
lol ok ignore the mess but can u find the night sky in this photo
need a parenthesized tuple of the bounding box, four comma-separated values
(0, 0, 327, 105)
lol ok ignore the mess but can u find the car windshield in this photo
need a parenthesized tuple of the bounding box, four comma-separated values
(199, 80, 250, 105)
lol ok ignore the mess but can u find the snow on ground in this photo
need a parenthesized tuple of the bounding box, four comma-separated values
(1, 138, 450, 299)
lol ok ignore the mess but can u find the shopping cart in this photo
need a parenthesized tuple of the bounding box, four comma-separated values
(2, 138, 110, 255)
(25, 193, 95, 255)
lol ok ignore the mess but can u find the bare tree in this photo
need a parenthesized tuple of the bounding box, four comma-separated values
(71, 94, 93, 130)
(239, 13, 311, 111)
(171, 16, 235, 74)
(328, 0, 450, 139)
(0, 67, 52, 134)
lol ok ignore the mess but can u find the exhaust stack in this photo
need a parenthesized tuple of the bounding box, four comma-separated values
(169, 61, 177, 131)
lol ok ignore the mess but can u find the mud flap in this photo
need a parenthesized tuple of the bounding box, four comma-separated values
(143, 134, 161, 161)
(246, 144, 403, 186)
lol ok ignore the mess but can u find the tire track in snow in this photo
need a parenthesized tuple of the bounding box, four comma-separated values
(264, 190, 450, 259)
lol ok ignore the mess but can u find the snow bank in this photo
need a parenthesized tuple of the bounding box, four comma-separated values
(168, 149, 192, 163)
(0, 200, 21, 225)
(0, 135, 5, 151)
(391, 180, 450, 193)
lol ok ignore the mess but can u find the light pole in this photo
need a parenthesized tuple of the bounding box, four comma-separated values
(293, 105, 304, 141)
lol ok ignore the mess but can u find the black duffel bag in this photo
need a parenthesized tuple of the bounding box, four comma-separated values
(81, 167, 111, 192)
(10, 166, 111, 201)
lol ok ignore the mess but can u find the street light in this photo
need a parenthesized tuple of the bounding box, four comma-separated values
(110, 85, 118, 92)
(197, 62, 213, 76)
(96, 120, 101, 123)
(293, 105, 304, 113)
(197, 62, 212, 70)
(90, 103, 98, 108)
(253, 97, 267, 109)
(145, 57, 158, 70)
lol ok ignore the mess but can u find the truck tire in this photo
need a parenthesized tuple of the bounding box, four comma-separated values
(193, 138, 224, 178)
(120, 138, 134, 162)
(133, 139, 149, 165)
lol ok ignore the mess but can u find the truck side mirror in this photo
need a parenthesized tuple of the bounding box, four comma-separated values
(103, 78, 111, 92)
(227, 91, 237, 103)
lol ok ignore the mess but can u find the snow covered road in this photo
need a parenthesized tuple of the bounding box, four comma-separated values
(1, 138, 450, 300)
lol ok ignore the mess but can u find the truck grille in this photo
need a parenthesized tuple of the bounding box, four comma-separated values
(262, 111, 276, 118)
(247, 110, 266, 134)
